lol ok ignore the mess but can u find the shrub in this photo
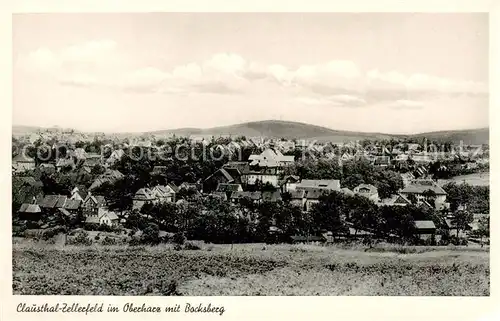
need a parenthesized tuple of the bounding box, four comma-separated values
(102, 236, 117, 246)
(128, 236, 142, 246)
(173, 232, 186, 245)
(67, 230, 92, 246)
(94, 235, 100, 241)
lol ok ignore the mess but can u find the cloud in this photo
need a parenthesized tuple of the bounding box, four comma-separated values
(19, 41, 488, 100)
(294, 94, 366, 107)
(389, 99, 426, 109)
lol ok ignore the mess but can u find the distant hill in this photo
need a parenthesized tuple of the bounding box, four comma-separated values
(150, 120, 395, 142)
(12, 121, 489, 145)
(412, 128, 489, 145)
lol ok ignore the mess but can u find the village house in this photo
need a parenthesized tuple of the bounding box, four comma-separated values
(85, 208, 119, 227)
(70, 186, 88, 202)
(37, 195, 82, 215)
(246, 167, 280, 187)
(150, 184, 178, 203)
(105, 149, 125, 166)
(400, 179, 447, 209)
(203, 167, 242, 193)
(414, 220, 437, 242)
(12, 153, 36, 173)
(82, 192, 107, 215)
(18, 201, 42, 221)
(132, 188, 156, 210)
(353, 184, 380, 202)
(248, 148, 294, 172)
(379, 193, 412, 207)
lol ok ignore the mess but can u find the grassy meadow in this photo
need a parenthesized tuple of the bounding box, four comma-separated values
(12, 241, 489, 296)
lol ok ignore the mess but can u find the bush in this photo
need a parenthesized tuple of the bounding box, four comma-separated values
(141, 223, 160, 245)
(102, 236, 117, 246)
(173, 232, 186, 245)
(128, 236, 142, 246)
(94, 235, 100, 241)
(67, 230, 92, 246)
(41, 226, 66, 241)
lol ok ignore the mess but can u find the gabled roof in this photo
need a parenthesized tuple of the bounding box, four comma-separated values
(414, 220, 436, 230)
(167, 183, 179, 193)
(84, 194, 106, 207)
(223, 161, 250, 174)
(400, 180, 447, 195)
(38, 195, 67, 208)
(133, 188, 155, 201)
(19, 203, 42, 213)
(99, 208, 119, 220)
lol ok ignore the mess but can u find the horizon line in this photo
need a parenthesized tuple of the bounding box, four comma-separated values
(11, 119, 490, 137)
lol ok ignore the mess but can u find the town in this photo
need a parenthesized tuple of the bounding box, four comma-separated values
(12, 127, 490, 248)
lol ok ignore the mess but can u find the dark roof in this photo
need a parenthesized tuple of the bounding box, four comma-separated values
(223, 161, 250, 174)
(133, 188, 155, 201)
(63, 199, 82, 210)
(231, 191, 262, 200)
(38, 195, 67, 208)
(216, 183, 242, 193)
(167, 183, 179, 193)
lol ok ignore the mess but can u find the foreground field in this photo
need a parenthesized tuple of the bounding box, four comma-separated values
(12, 243, 490, 296)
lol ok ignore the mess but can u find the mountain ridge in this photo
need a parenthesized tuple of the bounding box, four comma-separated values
(12, 120, 489, 145)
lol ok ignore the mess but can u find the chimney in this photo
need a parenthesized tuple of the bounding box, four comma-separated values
(32, 196, 36, 204)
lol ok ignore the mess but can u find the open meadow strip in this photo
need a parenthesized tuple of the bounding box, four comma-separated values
(12, 244, 489, 296)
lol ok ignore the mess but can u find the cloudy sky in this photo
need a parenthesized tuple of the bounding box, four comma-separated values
(13, 13, 488, 134)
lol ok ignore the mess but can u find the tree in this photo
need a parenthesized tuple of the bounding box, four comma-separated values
(141, 223, 160, 245)
(451, 210, 474, 238)
(309, 192, 349, 238)
(477, 216, 490, 245)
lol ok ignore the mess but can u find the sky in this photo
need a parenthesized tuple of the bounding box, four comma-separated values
(12, 13, 489, 134)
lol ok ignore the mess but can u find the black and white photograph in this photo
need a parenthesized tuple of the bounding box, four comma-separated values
(9, 11, 490, 298)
